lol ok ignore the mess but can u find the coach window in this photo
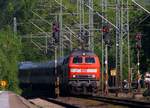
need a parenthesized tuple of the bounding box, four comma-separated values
(85, 57, 95, 63)
(73, 56, 82, 64)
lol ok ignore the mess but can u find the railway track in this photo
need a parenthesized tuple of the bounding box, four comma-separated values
(41, 98, 79, 108)
(76, 95, 150, 108)
(30, 96, 129, 108)
(29, 98, 79, 108)
(29, 94, 150, 108)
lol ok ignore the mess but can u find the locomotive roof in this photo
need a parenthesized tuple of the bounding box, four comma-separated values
(71, 50, 95, 56)
(57, 57, 66, 65)
(19, 61, 55, 70)
(18, 57, 67, 70)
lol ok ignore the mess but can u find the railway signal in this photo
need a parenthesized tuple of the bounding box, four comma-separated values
(136, 33, 142, 50)
(135, 32, 142, 92)
(101, 25, 110, 44)
(101, 25, 110, 95)
(111, 69, 117, 87)
(52, 22, 60, 43)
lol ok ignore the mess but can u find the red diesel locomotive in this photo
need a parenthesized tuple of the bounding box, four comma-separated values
(19, 49, 101, 96)
(60, 50, 101, 95)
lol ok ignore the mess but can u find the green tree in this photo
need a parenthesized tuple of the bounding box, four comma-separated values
(0, 27, 22, 93)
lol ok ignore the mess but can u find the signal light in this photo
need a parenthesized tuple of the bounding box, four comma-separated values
(136, 33, 142, 41)
(135, 33, 142, 50)
(101, 26, 109, 33)
(52, 22, 60, 43)
(101, 25, 110, 44)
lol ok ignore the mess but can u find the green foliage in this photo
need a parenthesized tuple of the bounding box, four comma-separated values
(0, 27, 22, 93)
(0, 0, 149, 88)
(138, 17, 150, 73)
(21, 38, 53, 61)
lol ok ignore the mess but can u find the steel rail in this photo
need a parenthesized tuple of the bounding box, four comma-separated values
(41, 98, 79, 108)
(76, 95, 150, 108)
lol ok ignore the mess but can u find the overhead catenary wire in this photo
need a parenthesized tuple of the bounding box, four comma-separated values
(132, 0, 150, 14)
(84, 3, 119, 31)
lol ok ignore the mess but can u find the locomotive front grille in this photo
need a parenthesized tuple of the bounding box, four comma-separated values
(76, 75, 94, 79)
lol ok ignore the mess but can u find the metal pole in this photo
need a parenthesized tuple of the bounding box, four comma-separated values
(104, 44, 109, 95)
(126, 0, 131, 92)
(55, 47, 58, 77)
(45, 35, 48, 54)
(82, 0, 85, 28)
(55, 46, 60, 97)
(120, 39, 123, 92)
(13, 17, 17, 34)
(120, 0, 130, 92)
(101, 0, 108, 95)
(89, 0, 94, 51)
(59, 0, 63, 57)
(82, 0, 85, 49)
(120, 0, 123, 92)
(115, 0, 120, 93)
(79, 0, 82, 34)
(101, 34, 104, 95)
(69, 32, 73, 51)
(77, 0, 79, 19)
(137, 50, 141, 92)
(101, 0, 104, 95)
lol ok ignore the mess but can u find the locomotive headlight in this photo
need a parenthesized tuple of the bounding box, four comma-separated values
(87, 69, 97, 73)
(70, 68, 81, 72)
(72, 75, 76, 78)
(92, 74, 96, 78)
(82, 53, 86, 56)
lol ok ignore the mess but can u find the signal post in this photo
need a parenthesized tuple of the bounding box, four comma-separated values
(136, 33, 142, 92)
(55, 46, 60, 97)
(101, 25, 110, 95)
(110, 69, 117, 87)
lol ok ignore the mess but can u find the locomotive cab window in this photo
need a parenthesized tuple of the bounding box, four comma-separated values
(73, 56, 82, 64)
(85, 57, 95, 63)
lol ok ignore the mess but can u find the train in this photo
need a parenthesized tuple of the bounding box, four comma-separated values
(18, 61, 56, 97)
(19, 49, 101, 97)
